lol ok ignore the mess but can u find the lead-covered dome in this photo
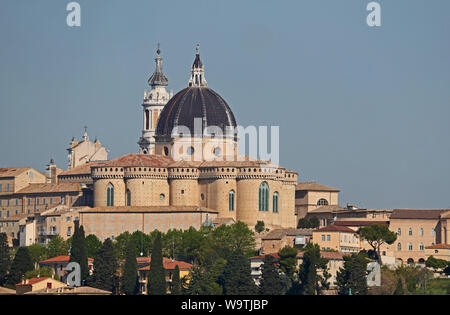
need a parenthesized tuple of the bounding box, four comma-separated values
(156, 45, 237, 138)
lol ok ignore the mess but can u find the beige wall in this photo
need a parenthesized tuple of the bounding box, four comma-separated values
(312, 231, 360, 253)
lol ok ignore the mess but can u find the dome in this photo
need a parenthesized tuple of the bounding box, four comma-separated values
(155, 86, 237, 137)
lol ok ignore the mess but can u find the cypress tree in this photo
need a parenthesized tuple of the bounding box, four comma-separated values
(259, 255, 284, 295)
(336, 253, 368, 295)
(171, 264, 182, 295)
(148, 232, 166, 295)
(221, 249, 258, 295)
(7, 247, 34, 286)
(0, 233, 10, 286)
(298, 243, 329, 295)
(70, 224, 89, 284)
(91, 238, 117, 292)
(122, 238, 139, 295)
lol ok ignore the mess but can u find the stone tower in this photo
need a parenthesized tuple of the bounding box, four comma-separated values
(138, 46, 173, 154)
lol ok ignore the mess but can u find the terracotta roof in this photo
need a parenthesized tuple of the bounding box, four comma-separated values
(262, 228, 314, 240)
(25, 286, 110, 295)
(0, 213, 30, 222)
(0, 167, 32, 178)
(39, 255, 93, 264)
(59, 162, 101, 176)
(249, 253, 280, 260)
(307, 205, 347, 213)
(334, 221, 389, 227)
(425, 244, 450, 250)
(315, 225, 356, 233)
(296, 182, 340, 192)
(138, 257, 193, 271)
(16, 183, 81, 194)
(94, 154, 174, 168)
(80, 206, 218, 214)
(297, 251, 348, 261)
(390, 209, 449, 220)
(16, 277, 50, 286)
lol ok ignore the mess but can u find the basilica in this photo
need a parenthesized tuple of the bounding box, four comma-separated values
(83, 45, 298, 231)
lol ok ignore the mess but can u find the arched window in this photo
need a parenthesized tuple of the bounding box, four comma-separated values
(397, 228, 401, 236)
(229, 190, 235, 211)
(317, 198, 328, 206)
(408, 243, 413, 251)
(397, 243, 402, 251)
(409, 228, 412, 236)
(259, 182, 269, 211)
(273, 192, 279, 213)
(107, 183, 114, 207)
(419, 243, 424, 251)
(126, 189, 131, 206)
(145, 110, 150, 130)
(420, 228, 423, 236)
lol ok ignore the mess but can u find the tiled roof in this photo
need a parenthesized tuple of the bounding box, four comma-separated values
(315, 225, 356, 233)
(390, 209, 449, 220)
(80, 206, 218, 214)
(262, 228, 314, 240)
(25, 286, 110, 295)
(334, 221, 389, 227)
(39, 255, 93, 264)
(249, 253, 280, 260)
(297, 251, 348, 261)
(16, 183, 81, 194)
(94, 154, 174, 168)
(59, 162, 101, 176)
(425, 244, 450, 250)
(307, 205, 347, 213)
(0, 213, 30, 222)
(296, 182, 340, 192)
(16, 277, 50, 286)
(0, 168, 32, 178)
(138, 257, 193, 271)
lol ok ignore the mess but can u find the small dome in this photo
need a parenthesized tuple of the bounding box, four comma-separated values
(155, 87, 237, 137)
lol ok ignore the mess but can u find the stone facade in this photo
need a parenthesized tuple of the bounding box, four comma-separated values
(67, 128, 108, 170)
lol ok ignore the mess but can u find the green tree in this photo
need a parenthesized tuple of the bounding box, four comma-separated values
(297, 218, 311, 228)
(336, 252, 368, 295)
(70, 224, 89, 284)
(298, 243, 330, 295)
(221, 249, 258, 295)
(24, 266, 57, 280)
(26, 244, 48, 267)
(278, 246, 298, 280)
(7, 247, 34, 286)
(259, 254, 284, 295)
(148, 232, 166, 295)
(122, 238, 139, 295)
(0, 233, 11, 286)
(208, 222, 256, 260)
(171, 265, 182, 295)
(85, 234, 103, 259)
(393, 277, 404, 295)
(358, 224, 397, 265)
(91, 238, 118, 293)
(425, 256, 448, 270)
(309, 217, 320, 229)
(46, 235, 69, 258)
(255, 221, 265, 234)
(185, 265, 223, 295)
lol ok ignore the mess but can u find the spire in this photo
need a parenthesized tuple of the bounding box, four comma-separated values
(83, 126, 88, 141)
(188, 44, 207, 87)
(148, 44, 169, 87)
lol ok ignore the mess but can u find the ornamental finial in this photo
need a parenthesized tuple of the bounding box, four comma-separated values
(196, 44, 200, 55)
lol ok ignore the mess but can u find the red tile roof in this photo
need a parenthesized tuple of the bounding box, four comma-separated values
(59, 162, 101, 176)
(16, 277, 50, 286)
(334, 221, 389, 227)
(0, 168, 33, 178)
(250, 251, 347, 261)
(390, 209, 449, 220)
(315, 225, 355, 233)
(95, 154, 174, 168)
(138, 257, 192, 271)
(39, 255, 93, 264)
(249, 253, 280, 260)
(17, 183, 82, 194)
(425, 244, 450, 250)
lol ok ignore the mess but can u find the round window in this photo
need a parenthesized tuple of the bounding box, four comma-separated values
(187, 146, 195, 155)
(213, 147, 221, 157)
(164, 146, 169, 156)
(160, 194, 165, 200)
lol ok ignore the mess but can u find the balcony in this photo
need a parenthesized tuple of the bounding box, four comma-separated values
(37, 230, 58, 236)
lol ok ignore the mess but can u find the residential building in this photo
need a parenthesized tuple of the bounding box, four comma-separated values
(261, 228, 313, 254)
(15, 277, 67, 295)
(39, 255, 94, 281)
(312, 225, 360, 253)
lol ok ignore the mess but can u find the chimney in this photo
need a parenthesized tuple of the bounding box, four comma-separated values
(46, 159, 58, 184)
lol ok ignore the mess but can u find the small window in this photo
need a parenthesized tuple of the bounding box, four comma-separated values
(317, 198, 328, 206)
(272, 192, 279, 213)
(419, 243, 424, 251)
(408, 243, 413, 251)
(229, 190, 235, 211)
(408, 228, 412, 236)
(397, 243, 402, 251)
(187, 146, 195, 155)
(164, 146, 169, 156)
(160, 194, 165, 200)
(397, 228, 401, 236)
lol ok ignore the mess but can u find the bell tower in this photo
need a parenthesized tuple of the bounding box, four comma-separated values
(138, 45, 173, 154)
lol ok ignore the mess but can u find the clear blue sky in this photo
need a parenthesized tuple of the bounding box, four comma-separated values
(1, 0, 449, 209)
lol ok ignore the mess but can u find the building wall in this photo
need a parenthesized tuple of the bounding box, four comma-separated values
(312, 231, 360, 253)
(389, 218, 440, 264)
